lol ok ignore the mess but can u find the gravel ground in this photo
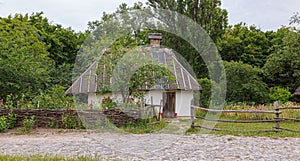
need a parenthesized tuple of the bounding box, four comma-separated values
(0, 129, 300, 160)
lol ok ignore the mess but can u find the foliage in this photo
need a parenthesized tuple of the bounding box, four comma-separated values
(22, 116, 35, 132)
(129, 63, 176, 94)
(0, 2, 300, 109)
(0, 110, 16, 132)
(101, 97, 117, 109)
(6, 111, 17, 129)
(0, 12, 85, 105)
(0, 14, 52, 100)
(100, 48, 175, 103)
(224, 61, 269, 103)
(61, 113, 84, 129)
(263, 27, 300, 90)
(145, 0, 229, 78)
(147, 0, 228, 42)
(218, 23, 271, 67)
(0, 116, 7, 132)
(32, 85, 74, 109)
(269, 86, 293, 103)
(23, 12, 86, 86)
(3, 94, 14, 109)
(198, 78, 211, 108)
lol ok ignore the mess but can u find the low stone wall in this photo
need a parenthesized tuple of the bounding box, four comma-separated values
(0, 109, 78, 128)
(103, 109, 140, 127)
(0, 108, 143, 129)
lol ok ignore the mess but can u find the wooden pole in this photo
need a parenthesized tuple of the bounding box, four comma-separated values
(139, 99, 143, 119)
(275, 101, 281, 131)
(191, 99, 195, 127)
(158, 99, 162, 121)
(151, 96, 154, 118)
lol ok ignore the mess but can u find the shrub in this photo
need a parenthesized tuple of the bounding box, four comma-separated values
(6, 111, 17, 129)
(0, 117, 7, 132)
(22, 116, 35, 132)
(269, 86, 292, 103)
(3, 94, 14, 109)
(198, 78, 212, 108)
(32, 85, 74, 109)
(62, 113, 83, 129)
(101, 97, 116, 109)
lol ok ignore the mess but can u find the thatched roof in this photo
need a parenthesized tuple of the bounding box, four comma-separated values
(294, 86, 300, 96)
(65, 61, 98, 94)
(66, 47, 201, 95)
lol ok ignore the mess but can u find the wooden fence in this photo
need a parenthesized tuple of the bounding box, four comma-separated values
(191, 101, 300, 133)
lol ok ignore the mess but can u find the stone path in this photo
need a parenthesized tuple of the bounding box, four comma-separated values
(0, 130, 300, 160)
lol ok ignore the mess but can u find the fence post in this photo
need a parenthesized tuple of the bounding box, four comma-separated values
(274, 101, 281, 131)
(151, 96, 154, 118)
(0, 99, 2, 109)
(191, 99, 195, 127)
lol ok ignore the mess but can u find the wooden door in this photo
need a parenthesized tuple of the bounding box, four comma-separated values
(163, 92, 176, 118)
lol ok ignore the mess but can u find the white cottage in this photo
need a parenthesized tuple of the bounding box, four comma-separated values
(66, 33, 201, 118)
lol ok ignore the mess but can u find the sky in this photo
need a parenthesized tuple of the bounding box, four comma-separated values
(0, 0, 299, 32)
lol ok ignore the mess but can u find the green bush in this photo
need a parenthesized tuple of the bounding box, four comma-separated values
(3, 94, 14, 109)
(269, 86, 292, 103)
(0, 116, 7, 132)
(62, 113, 83, 129)
(32, 85, 74, 109)
(198, 78, 212, 108)
(6, 112, 17, 129)
(22, 116, 35, 132)
(101, 97, 117, 109)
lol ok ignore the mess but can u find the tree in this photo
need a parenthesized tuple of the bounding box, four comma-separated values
(218, 23, 271, 68)
(147, 0, 228, 42)
(263, 27, 300, 90)
(84, 9, 176, 103)
(198, 78, 212, 108)
(0, 15, 53, 100)
(224, 61, 268, 103)
(99, 47, 175, 103)
(10, 12, 86, 87)
(145, 0, 228, 79)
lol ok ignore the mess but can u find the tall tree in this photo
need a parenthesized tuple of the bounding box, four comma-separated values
(218, 23, 271, 67)
(11, 12, 86, 86)
(224, 61, 269, 103)
(0, 15, 53, 100)
(147, 0, 228, 42)
(263, 27, 300, 90)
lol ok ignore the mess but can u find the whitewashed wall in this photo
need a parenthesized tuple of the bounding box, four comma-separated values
(88, 93, 123, 108)
(87, 90, 194, 117)
(144, 91, 162, 105)
(176, 91, 193, 117)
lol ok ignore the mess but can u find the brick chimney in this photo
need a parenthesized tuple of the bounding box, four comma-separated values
(148, 33, 162, 47)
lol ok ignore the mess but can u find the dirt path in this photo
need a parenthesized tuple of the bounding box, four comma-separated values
(0, 129, 300, 160)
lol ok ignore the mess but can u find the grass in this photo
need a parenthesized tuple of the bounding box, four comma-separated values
(120, 118, 167, 134)
(0, 154, 121, 161)
(188, 103, 300, 138)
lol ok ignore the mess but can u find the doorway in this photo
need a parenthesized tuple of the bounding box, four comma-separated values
(162, 92, 176, 118)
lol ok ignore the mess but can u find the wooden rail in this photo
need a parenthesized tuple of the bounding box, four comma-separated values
(191, 105, 280, 114)
(196, 116, 282, 123)
(191, 101, 300, 133)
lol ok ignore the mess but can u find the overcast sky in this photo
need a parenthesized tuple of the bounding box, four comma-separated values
(0, 0, 299, 32)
